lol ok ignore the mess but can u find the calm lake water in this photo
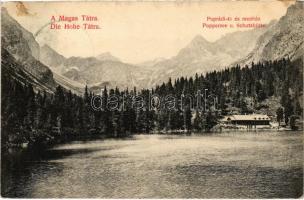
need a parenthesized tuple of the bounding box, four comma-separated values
(2, 131, 303, 198)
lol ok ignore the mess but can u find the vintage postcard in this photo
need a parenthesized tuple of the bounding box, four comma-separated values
(1, 1, 303, 198)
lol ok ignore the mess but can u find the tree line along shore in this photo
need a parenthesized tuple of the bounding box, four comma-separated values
(1, 58, 303, 153)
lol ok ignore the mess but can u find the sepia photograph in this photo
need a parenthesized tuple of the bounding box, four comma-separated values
(1, 1, 303, 198)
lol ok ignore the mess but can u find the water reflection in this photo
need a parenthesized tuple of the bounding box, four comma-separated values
(2, 131, 303, 198)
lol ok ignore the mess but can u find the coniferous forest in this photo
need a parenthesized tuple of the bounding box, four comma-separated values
(1, 57, 303, 152)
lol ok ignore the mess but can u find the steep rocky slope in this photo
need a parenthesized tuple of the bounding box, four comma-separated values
(1, 8, 56, 92)
(236, 2, 304, 66)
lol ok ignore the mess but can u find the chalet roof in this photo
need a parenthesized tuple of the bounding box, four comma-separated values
(222, 114, 270, 121)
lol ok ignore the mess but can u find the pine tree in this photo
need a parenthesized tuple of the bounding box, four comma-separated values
(276, 107, 284, 126)
(193, 110, 203, 132)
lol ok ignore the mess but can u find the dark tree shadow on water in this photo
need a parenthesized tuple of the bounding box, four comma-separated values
(1, 147, 100, 198)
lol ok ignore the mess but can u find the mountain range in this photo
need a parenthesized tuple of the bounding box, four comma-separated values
(146, 27, 269, 86)
(39, 45, 153, 92)
(2, 2, 303, 94)
(38, 20, 269, 91)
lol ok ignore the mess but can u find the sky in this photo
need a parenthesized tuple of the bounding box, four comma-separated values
(4, 1, 293, 64)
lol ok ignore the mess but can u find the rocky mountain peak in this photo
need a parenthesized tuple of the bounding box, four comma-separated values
(286, 1, 304, 16)
(190, 35, 210, 45)
(96, 52, 120, 62)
